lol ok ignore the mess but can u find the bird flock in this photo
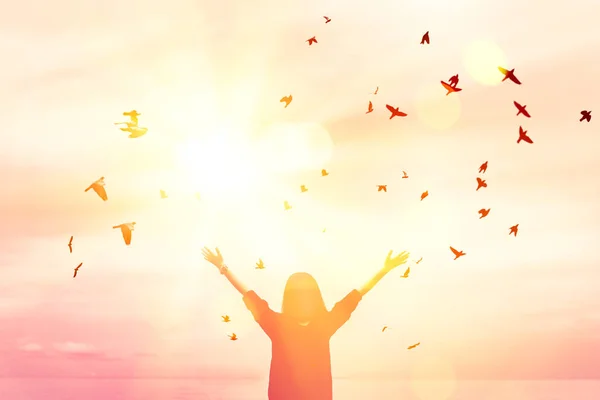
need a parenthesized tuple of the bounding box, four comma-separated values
(67, 16, 591, 347)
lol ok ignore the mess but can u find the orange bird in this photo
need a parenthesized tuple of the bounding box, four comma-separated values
(68, 236, 73, 253)
(280, 95, 292, 108)
(382, 326, 388, 332)
(450, 247, 465, 260)
(222, 315, 231, 322)
(407, 342, 420, 350)
(400, 267, 410, 278)
(113, 222, 136, 246)
(420, 191, 428, 201)
(73, 262, 82, 278)
(386, 104, 407, 119)
(476, 177, 487, 191)
(377, 185, 387, 192)
(228, 333, 238, 341)
(498, 67, 522, 84)
(509, 224, 519, 236)
(321, 169, 329, 176)
(420, 31, 430, 44)
(306, 36, 317, 45)
(441, 81, 462, 95)
(517, 126, 533, 144)
(300, 185, 308, 192)
(514, 101, 531, 118)
(372, 86, 379, 95)
(479, 161, 488, 174)
(366, 101, 373, 114)
(85, 177, 108, 201)
(323, 16, 331, 23)
(478, 208, 491, 219)
(580, 110, 591, 122)
(402, 171, 408, 179)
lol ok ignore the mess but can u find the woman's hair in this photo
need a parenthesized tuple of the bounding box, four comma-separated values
(281, 272, 327, 322)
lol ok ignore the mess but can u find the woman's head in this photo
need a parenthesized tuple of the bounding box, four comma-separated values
(281, 272, 327, 322)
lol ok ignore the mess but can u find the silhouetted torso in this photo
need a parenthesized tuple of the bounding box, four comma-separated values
(243, 290, 362, 400)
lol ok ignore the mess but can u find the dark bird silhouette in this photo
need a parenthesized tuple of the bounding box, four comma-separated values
(514, 101, 531, 118)
(366, 101, 373, 114)
(323, 16, 331, 23)
(478, 208, 491, 219)
(373, 86, 379, 95)
(300, 185, 308, 192)
(284, 201, 292, 211)
(160, 190, 168, 199)
(113, 222, 136, 246)
(402, 171, 408, 179)
(400, 267, 410, 278)
(441, 81, 462, 95)
(479, 161, 488, 174)
(222, 315, 230, 322)
(517, 126, 533, 144)
(386, 104, 408, 119)
(228, 333, 238, 341)
(450, 246, 465, 260)
(73, 262, 82, 278)
(255, 259, 265, 269)
(476, 177, 487, 191)
(85, 177, 108, 201)
(420, 31, 430, 45)
(280, 95, 292, 108)
(498, 67, 521, 84)
(377, 185, 387, 192)
(509, 224, 519, 236)
(580, 110, 591, 122)
(68, 236, 73, 253)
(415, 257, 423, 264)
(306, 36, 317, 45)
(448, 75, 459, 87)
(407, 342, 420, 350)
(321, 169, 329, 176)
(420, 191, 428, 201)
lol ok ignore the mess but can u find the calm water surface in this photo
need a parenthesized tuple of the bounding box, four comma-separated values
(0, 378, 598, 399)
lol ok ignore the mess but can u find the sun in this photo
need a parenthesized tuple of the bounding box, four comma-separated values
(463, 39, 508, 86)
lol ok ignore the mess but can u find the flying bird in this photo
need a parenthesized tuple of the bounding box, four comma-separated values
(372, 86, 379, 95)
(113, 222, 136, 246)
(321, 169, 329, 176)
(514, 101, 531, 118)
(498, 67, 521, 84)
(509, 224, 519, 236)
(407, 342, 421, 350)
(123, 110, 141, 120)
(284, 201, 292, 210)
(255, 259, 265, 269)
(441, 81, 462, 95)
(478, 208, 491, 219)
(73, 262, 82, 278)
(386, 104, 407, 119)
(222, 315, 230, 322)
(476, 177, 487, 191)
(448, 75, 459, 87)
(366, 101, 373, 114)
(68, 236, 73, 253)
(382, 326, 388, 332)
(85, 177, 108, 201)
(300, 185, 308, 192)
(280, 95, 292, 108)
(517, 126, 533, 144)
(323, 16, 331, 23)
(415, 257, 423, 264)
(580, 110, 591, 122)
(377, 185, 387, 192)
(450, 246, 466, 260)
(479, 161, 488, 174)
(306, 36, 317, 45)
(228, 333, 238, 341)
(420, 191, 428, 201)
(402, 171, 408, 179)
(420, 31, 430, 44)
(160, 190, 168, 199)
(400, 267, 410, 278)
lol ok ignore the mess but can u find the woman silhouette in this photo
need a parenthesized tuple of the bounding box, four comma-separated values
(201, 247, 409, 400)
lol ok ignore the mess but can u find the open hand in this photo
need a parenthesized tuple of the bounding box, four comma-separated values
(383, 250, 410, 272)
(202, 247, 224, 268)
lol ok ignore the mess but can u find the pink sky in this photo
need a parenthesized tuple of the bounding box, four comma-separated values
(1, 0, 600, 380)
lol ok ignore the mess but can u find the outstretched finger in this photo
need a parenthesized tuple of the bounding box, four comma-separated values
(216, 247, 222, 257)
(387, 250, 393, 259)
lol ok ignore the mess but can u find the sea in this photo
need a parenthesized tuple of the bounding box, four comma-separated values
(0, 378, 598, 399)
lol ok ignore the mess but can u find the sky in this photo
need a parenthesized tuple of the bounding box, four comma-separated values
(1, 0, 600, 383)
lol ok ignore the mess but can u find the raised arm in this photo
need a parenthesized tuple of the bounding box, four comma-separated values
(358, 250, 410, 296)
(201, 247, 248, 295)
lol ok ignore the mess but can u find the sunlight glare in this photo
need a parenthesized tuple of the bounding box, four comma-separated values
(463, 40, 508, 86)
(415, 84, 462, 130)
